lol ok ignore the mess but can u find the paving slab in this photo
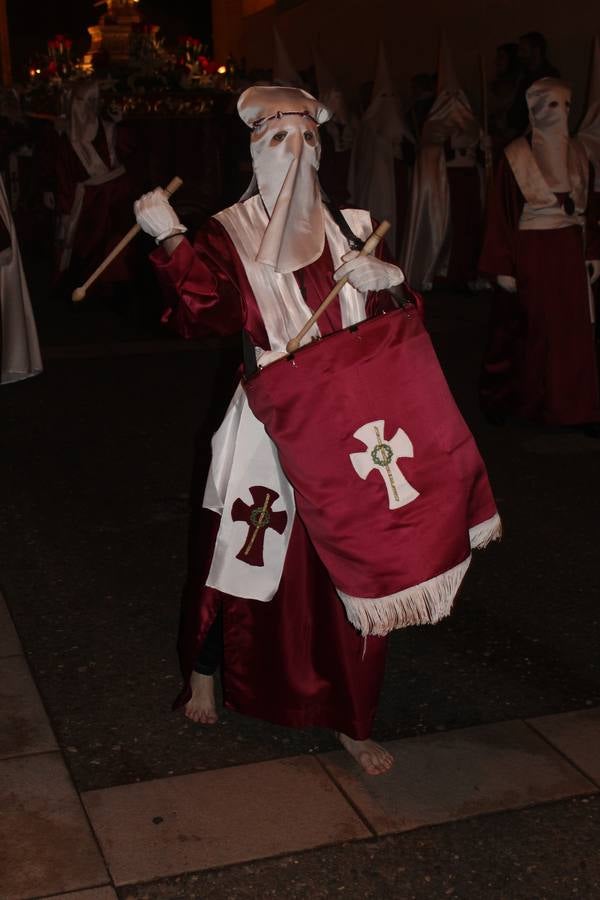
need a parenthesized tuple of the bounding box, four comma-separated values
(3, 294, 600, 792)
(319, 720, 596, 835)
(0, 753, 109, 900)
(39, 889, 117, 900)
(117, 794, 600, 900)
(82, 755, 370, 886)
(0, 592, 22, 657)
(528, 706, 600, 786)
(0, 655, 58, 758)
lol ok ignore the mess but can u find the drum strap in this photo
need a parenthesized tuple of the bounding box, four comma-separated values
(242, 330, 258, 377)
(322, 197, 366, 251)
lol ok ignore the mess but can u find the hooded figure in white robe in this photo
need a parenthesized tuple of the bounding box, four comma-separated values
(402, 35, 483, 289)
(0, 174, 42, 384)
(347, 43, 414, 256)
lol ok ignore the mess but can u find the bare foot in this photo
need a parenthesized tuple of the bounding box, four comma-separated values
(183, 671, 218, 724)
(336, 732, 394, 775)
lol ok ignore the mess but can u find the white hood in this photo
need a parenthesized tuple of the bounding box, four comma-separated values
(527, 77, 572, 193)
(238, 85, 331, 274)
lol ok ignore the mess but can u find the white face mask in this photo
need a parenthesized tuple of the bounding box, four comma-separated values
(528, 79, 572, 192)
(251, 115, 325, 274)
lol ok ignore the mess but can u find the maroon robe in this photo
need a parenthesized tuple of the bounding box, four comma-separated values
(479, 157, 600, 425)
(434, 166, 483, 289)
(152, 218, 400, 739)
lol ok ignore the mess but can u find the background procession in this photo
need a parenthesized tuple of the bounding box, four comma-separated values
(2, 2, 600, 898)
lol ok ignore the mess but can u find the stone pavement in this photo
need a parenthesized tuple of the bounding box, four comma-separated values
(2, 586, 600, 898)
(2, 288, 600, 898)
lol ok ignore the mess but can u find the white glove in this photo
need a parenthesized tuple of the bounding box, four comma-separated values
(333, 250, 405, 293)
(588, 260, 600, 285)
(497, 274, 517, 293)
(134, 188, 187, 244)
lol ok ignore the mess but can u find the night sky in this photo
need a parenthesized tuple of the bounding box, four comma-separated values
(8, 0, 213, 71)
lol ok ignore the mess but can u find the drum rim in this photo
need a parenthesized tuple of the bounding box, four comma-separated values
(244, 307, 413, 384)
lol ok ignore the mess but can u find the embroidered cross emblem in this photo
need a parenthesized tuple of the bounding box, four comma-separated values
(350, 420, 420, 510)
(231, 486, 288, 567)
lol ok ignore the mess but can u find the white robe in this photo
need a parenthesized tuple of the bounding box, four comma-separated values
(0, 175, 42, 384)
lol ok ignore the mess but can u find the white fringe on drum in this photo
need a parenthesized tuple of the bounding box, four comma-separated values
(337, 555, 472, 637)
(469, 512, 503, 549)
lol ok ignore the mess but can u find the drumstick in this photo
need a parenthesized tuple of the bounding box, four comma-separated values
(71, 175, 183, 302)
(285, 219, 391, 354)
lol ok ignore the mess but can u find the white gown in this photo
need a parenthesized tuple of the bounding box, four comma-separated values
(0, 174, 42, 384)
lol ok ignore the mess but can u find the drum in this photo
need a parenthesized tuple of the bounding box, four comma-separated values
(244, 307, 500, 635)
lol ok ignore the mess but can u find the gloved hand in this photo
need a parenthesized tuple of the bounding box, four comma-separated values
(134, 188, 187, 244)
(587, 260, 600, 285)
(333, 250, 405, 293)
(497, 274, 517, 293)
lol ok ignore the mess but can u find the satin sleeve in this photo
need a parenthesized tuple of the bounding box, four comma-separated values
(478, 156, 523, 277)
(150, 219, 245, 340)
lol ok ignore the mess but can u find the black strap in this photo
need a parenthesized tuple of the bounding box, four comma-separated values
(322, 197, 365, 251)
(242, 330, 258, 377)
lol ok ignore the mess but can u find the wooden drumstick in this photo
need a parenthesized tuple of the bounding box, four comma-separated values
(71, 175, 184, 302)
(285, 220, 391, 354)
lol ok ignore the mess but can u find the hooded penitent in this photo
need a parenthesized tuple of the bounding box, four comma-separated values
(347, 42, 413, 255)
(238, 85, 331, 274)
(401, 35, 481, 289)
(58, 78, 126, 273)
(504, 78, 589, 232)
(198, 85, 501, 635)
(67, 79, 112, 177)
(577, 36, 600, 190)
(0, 174, 42, 384)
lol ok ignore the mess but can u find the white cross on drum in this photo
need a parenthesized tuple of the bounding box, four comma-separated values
(350, 420, 420, 510)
